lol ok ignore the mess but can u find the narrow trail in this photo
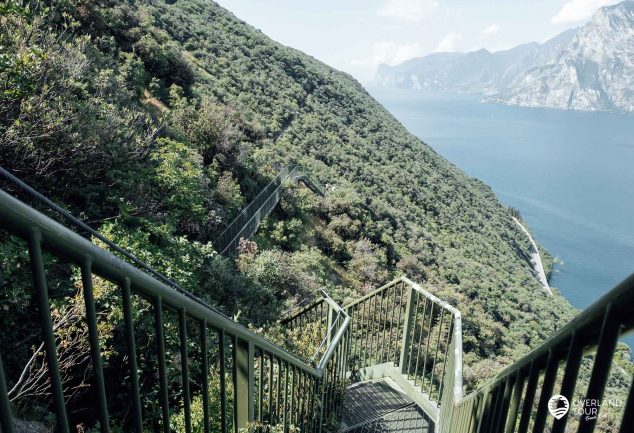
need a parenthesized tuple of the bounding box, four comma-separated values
(512, 217, 553, 295)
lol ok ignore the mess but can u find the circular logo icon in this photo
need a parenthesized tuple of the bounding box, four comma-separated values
(548, 395, 570, 420)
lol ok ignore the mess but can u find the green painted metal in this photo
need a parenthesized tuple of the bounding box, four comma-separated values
(213, 164, 324, 256)
(447, 274, 634, 433)
(80, 260, 110, 433)
(2, 174, 634, 433)
(0, 356, 15, 433)
(121, 278, 143, 433)
(0, 188, 347, 433)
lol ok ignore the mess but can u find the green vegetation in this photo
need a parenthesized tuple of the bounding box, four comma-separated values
(0, 0, 630, 431)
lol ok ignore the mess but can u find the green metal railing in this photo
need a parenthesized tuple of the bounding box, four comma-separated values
(339, 275, 634, 433)
(444, 273, 634, 433)
(213, 164, 324, 256)
(281, 290, 349, 366)
(2, 168, 634, 433)
(343, 277, 462, 426)
(280, 291, 351, 429)
(0, 188, 347, 433)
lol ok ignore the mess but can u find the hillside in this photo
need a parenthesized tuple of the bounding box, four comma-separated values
(0, 0, 581, 417)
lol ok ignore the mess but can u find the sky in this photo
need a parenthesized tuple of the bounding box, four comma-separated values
(213, 0, 622, 82)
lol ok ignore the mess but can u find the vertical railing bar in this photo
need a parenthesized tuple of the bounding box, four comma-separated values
(331, 346, 340, 412)
(283, 361, 289, 433)
(476, 388, 493, 433)
(412, 294, 424, 384)
(484, 385, 500, 433)
(517, 360, 539, 433)
(375, 290, 384, 363)
(232, 335, 239, 433)
(399, 283, 416, 374)
(369, 294, 378, 363)
(427, 308, 445, 396)
(289, 366, 296, 430)
(470, 394, 481, 433)
(259, 349, 264, 423)
(277, 358, 282, 424)
(388, 285, 398, 364)
(248, 341, 255, 423)
(361, 299, 370, 367)
(504, 369, 525, 433)
(379, 287, 389, 363)
(309, 377, 316, 433)
(494, 375, 514, 433)
(407, 292, 422, 379)
(437, 315, 453, 402)
(551, 332, 583, 433)
(219, 329, 227, 433)
(0, 355, 15, 433)
(27, 231, 70, 433)
(411, 294, 425, 383)
(298, 368, 305, 428)
(179, 309, 192, 433)
(351, 306, 358, 370)
(121, 278, 143, 433)
(268, 353, 274, 424)
(468, 394, 480, 433)
(200, 320, 211, 433)
(619, 373, 634, 433)
(80, 260, 110, 433)
(577, 304, 621, 433)
(421, 302, 435, 391)
(532, 349, 559, 433)
(395, 281, 405, 365)
(154, 296, 170, 433)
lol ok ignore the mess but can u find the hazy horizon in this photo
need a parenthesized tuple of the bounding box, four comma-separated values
(214, 0, 621, 82)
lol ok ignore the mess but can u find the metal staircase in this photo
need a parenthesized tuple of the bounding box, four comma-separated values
(0, 170, 633, 433)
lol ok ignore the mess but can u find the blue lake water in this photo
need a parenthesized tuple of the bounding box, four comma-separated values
(368, 86, 634, 335)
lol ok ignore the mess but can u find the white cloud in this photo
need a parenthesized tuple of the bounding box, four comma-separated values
(435, 32, 462, 52)
(377, 0, 439, 21)
(350, 42, 424, 66)
(481, 24, 500, 35)
(551, 0, 618, 24)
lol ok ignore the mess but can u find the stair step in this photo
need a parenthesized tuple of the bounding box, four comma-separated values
(341, 379, 434, 432)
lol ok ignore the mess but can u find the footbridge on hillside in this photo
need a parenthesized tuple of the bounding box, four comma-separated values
(213, 164, 324, 256)
(0, 168, 633, 433)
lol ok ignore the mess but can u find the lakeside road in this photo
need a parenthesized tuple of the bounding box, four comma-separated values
(512, 217, 553, 295)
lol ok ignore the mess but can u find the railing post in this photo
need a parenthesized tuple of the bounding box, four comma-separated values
(327, 303, 337, 344)
(399, 282, 416, 374)
(234, 338, 255, 431)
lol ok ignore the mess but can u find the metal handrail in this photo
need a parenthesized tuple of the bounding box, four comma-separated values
(0, 166, 226, 318)
(343, 276, 462, 425)
(3, 166, 632, 433)
(445, 272, 634, 433)
(0, 188, 349, 433)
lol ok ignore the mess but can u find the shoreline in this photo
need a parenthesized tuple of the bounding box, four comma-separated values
(512, 217, 553, 295)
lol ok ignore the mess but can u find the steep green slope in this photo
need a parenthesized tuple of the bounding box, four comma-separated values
(146, 0, 576, 368)
(0, 0, 577, 397)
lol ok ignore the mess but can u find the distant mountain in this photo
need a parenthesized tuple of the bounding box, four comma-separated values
(375, 29, 576, 95)
(490, 0, 634, 112)
(375, 0, 634, 112)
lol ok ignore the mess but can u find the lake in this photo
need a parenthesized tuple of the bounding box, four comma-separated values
(368, 86, 634, 339)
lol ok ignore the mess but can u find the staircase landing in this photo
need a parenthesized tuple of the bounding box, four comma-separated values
(341, 379, 434, 433)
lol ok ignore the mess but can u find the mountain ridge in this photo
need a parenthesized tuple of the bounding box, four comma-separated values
(375, 0, 634, 112)
(374, 28, 577, 95)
